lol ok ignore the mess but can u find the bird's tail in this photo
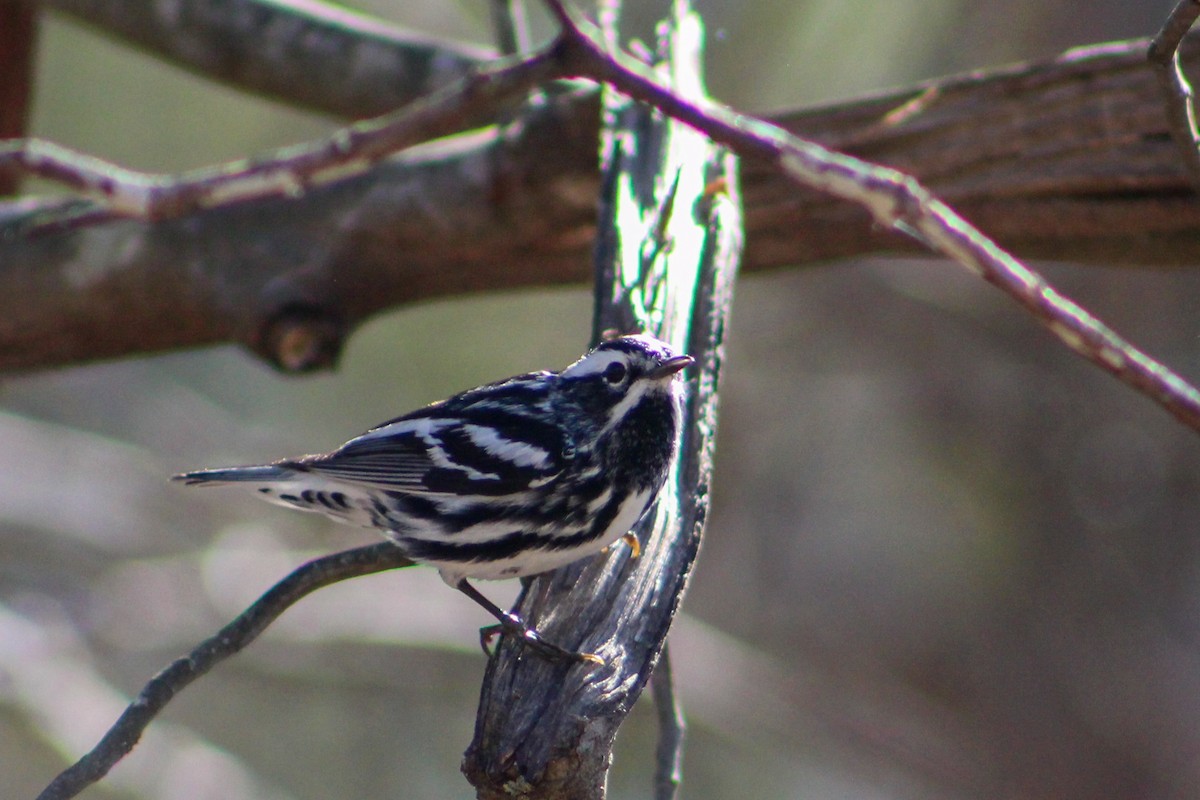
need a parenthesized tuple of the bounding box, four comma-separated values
(172, 464, 293, 486)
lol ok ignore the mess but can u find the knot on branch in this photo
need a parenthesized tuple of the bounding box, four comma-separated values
(253, 302, 346, 373)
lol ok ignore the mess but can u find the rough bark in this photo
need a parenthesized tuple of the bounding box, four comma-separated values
(462, 4, 741, 796)
(2, 21, 1199, 373)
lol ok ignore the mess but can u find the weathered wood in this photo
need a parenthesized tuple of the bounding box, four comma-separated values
(3, 26, 1200, 373)
(744, 37, 1200, 269)
(462, 4, 742, 797)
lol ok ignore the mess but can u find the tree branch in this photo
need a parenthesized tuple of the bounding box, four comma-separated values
(1148, 0, 1200, 190)
(0, 82, 601, 372)
(463, 3, 741, 795)
(42, 0, 492, 119)
(650, 646, 686, 800)
(0, 42, 567, 221)
(746, 36, 1200, 268)
(5, 32, 1200, 374)
(24, 4, 1200, 798)
(543, 2, 1200, 432)
(36, 543, 415, 800)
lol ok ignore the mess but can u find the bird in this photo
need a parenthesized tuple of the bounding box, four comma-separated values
(174, 333, 693, 664)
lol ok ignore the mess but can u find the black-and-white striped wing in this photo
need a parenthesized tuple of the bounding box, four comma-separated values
(297, 384, 567, 497)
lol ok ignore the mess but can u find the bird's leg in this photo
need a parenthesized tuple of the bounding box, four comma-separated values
(454, 579, 604, 666)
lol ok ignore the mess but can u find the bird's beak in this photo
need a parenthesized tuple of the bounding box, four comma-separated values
(650, 354, 695, 379)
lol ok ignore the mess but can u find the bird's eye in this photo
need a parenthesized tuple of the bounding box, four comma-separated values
(603, 361, 627, 384)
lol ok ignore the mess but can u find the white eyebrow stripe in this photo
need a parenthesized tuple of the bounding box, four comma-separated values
(561, 349, 627, 378)
(462, 424, 552, 468)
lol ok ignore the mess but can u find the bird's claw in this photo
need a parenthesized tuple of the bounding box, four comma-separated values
(478, 618, 604, 667)
(621, 532, 641, 559)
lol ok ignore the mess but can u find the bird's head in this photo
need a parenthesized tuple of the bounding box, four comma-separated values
(561, 334, 693, 388)
(556, 334, 693, 430)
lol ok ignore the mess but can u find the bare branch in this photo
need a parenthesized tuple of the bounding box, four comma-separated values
(0, 44, 566, 220)
(43, 0, 492, 118)
(24, 5, 1200, 798)
(37, 542, 415, 800)
(463, 5, 740, 795)
(651, 646, 686, 800)
(749, 36, 1200, 269)
(5, 33, 1200, 374)
(491, 0, 531, 57)
(545, 1, 1200, 433)
(5, 3, 1200, 440)
(1148, 0, 1200, 190)
(0, 88, 602, 373)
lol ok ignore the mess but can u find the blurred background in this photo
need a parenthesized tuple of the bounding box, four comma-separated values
(4, 1, 1199, 798)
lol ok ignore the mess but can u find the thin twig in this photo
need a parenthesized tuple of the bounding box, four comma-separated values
(651, 643, 686, 800)
(0, 45, 567, 220)
(37, 543, 415, 800)
(491, 0, 529, 56)
(1148, 0, 1200, 191)
(544, 0, 1200, 434)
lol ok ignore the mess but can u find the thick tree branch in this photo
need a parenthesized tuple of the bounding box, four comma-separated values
(462, 5, 740, 796)
(43, 0, 492, 119)
(747, 36, 1200, 268)
(0, 85, 602, 372)
(4, 34, 1200, 374)
(17, 5, 1198, 432)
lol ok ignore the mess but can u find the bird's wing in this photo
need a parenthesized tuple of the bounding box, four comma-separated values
(298, 380, 567, 497)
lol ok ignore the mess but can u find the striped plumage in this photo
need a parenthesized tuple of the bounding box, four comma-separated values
(175, 334, 693, 662)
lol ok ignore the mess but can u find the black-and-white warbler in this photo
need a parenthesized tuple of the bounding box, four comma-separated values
(175, 334, 693, 663)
